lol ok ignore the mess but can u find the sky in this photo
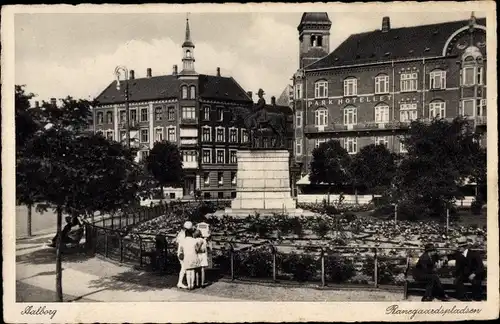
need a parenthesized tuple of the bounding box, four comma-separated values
(14, 10, 481, 104)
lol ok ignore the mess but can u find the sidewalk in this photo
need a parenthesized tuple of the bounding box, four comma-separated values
(16, 233, 417, 302)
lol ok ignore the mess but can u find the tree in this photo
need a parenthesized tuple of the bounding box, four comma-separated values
(351, 144, 396, 199)
(145, 141, 184, 200)
(309, 140, 351, 204)
(394, 116, 484, 219)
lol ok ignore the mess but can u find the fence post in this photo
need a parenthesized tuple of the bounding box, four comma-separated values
(119, 236, 124, 263)
(271, 245, 277, 282)
(133, 210, 136, 225)
(110, 213, 114, 230)
(125, 212, 129, 227)
(104, 230, 109, 258)
(139, 235, 143, 267)
(230, 245, 235, 281)
(374, 248, 378, 288)
(321, 248, 326, 287)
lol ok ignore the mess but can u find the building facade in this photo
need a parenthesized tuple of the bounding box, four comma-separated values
(94, 18, 295, 199)
(293, 13, 487, 175)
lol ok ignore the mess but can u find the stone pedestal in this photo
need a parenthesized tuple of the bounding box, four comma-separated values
(230, 150, 296, 212)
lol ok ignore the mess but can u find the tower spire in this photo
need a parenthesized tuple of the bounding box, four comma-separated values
(180, 12, 196, 75)
(185, 13, 191, 43)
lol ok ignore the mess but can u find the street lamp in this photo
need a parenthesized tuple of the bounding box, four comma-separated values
(115, 66, 130, 149)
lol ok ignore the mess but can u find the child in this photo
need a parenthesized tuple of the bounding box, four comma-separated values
(193, 229, 208, 287)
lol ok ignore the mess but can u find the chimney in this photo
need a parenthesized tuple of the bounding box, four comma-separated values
(216, 67, 221, 77)
(35, 101, 39, 108)
(172, 65, 178, 76)
(146, 68, 152, 78)
(247, 91, 253, 100)
(50, 98, 57, 106)
(129, 70, 135, 80)
(271, 96, 276, 106)
(382, 16, 391, 32)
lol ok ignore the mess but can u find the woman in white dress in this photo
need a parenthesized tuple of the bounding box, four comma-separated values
(178, 228, 201, 290)
(175, 221, 193, 289)
(193, 229, 208, 287)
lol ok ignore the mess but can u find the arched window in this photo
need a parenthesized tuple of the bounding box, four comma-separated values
(97, 112, 104, 124)
(429, 100, 446, 119)
(106, 111, 113, 124)
(374, 103, 390, 123)
(461, 53, 483, 86)
(189, 85, 196, 99)
(343, 106, 357, 125)
(314, 80, 328, 98)
(314, 107, 328, 127)
(374, 74, 389, 94)
(186, 50, 192, 58)
(429, 69, 446, 89)
(343, 77, 358, 96)
(181, 85, 188, 99)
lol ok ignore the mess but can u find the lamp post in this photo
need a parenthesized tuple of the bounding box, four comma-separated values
(115, 66, 130, 149)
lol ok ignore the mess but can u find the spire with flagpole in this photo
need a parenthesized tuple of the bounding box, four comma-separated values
(181, 12, 196, 74)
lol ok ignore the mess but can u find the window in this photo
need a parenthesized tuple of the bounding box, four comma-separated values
(189, 85, 196, 99)
(202, 126, 211, 142)
(476, 67, 483, 85)
(182, 107, 196, 120)
(462, 66, 475, 86)
(203, 106, 210, 121)
(429, 70, 446, 90)
(140, 129, 149, 143)
(344, 78, 358, 96)
(181, 86, 188, 99)
(296, 111, 303, 128)
(400, 103, 418, 122)
(429, 101, 446, 118)
(139, 108, 147, 122)
(106, 111, 113, 124)
(230, 150, 237, 163)
(231, 191, 237, 198)
(155, 107, 162, 121)
(477, 99, 486, 116)
(218, 192, 224, 199)
(375, 74, 389, 94)
(139, 150, 149, 161)
(375, 136, 388, 147)
(119, 111, 126, 123)
(182, 150, 196, 163)
(461, 99, 475, 116)
(400, 73, 418, 92)
(106, 130, 113, 140)
(231, 172, 237, 185)
(343, 106, 357, 125)
(130, 109, 137, 123)
(204, 172, 210, 186)
(167, 107, 175, 120)
(315, 108, 328, 127)
(217, 172, 224, 186)
(296, 141, 302, 156)
(167, 127, 176, 142)
(170, 193, 176, 199)
(344, 137, 357, 154)
(204, 192, 211, 199)
(96, 130, 104, 136)
(155, 128, 163, 142)
(314, 80, 328, 98)
(242, 129, 249, 143)
(229, 128, 238, 143)
(315, 138, 327, 148)
(374, 104, 390, 123)
(97, 112, 104, 125)
(217, 107, 224, 121)
(295, 84, 302, 99)
(216, 149, 225, 164)
(399, 142, 407, 153)
(119, 130, 126, 141)
(202, 149, 212, 163)
(216, 127, 225, 142)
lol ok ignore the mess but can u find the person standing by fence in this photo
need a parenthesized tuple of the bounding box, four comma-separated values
(193, 229, 208, 288)
(178, 227, 201, 290)
(175, 221, 193, 289)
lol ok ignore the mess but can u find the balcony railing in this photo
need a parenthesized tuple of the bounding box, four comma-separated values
(180, 139, 198, 146)
(180, 118, 198, 125)
(475, 116, 487, 126)
(183, 161, 198, 169)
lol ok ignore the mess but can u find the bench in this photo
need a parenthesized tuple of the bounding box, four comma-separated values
(403, 256, 487, 300)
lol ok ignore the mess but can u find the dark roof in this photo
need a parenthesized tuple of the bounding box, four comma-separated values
(306, 18, 486, 70)
(95, 74, 251, 105)
(261, 104, 293, 116)
(298, 12, 331, 31)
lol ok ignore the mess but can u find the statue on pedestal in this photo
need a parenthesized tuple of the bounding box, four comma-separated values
(232, 88, 287, 149)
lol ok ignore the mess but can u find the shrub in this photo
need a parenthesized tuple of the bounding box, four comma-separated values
(290, 217, 305, 238)
(280, 252, 317, 282)
(212, 252, 231, 274)
(312, 217, 330, 238)
(237, 249, 273, 278)
(248, 219, 272, 238)
(342, 212, 357, 222)
(324, 256, 356, 283)
(372, 204, 395, 218)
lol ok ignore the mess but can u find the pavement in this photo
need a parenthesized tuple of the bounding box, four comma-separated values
(15, 232, 419, 302)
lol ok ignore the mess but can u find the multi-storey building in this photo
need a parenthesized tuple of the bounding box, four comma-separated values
(94, 18, 296, 199)
(293, 13, 487, 175)
(94, 18, 253, 199)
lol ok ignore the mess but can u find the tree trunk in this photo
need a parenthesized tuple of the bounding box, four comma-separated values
(354, 187, 359, 205)
(160, 184, 164, 202)
(327, 185, 331, 206)
(55, 207, 63, 302)
(27, 204, 33, 237)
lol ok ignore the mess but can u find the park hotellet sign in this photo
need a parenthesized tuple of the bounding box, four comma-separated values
(308, 95, 393, 107)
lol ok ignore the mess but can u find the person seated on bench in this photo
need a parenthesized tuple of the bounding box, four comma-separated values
(48, 216, 82, 247)
(443, 238, 485, 301)
(413, 243, 449, 302)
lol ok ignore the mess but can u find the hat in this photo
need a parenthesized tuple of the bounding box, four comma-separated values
(456, 237, 470, 248)
(424, 243, 436, 252)
(183, 221, 193, 230)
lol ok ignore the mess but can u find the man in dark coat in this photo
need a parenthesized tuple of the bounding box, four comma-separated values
(412, 243, 449, 301)
(445, 239, 485, 301)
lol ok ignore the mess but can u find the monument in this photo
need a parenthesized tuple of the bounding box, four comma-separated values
(225, 89, 298, 215)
